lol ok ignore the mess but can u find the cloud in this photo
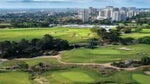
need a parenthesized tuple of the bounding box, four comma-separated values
(0, 0, 150, 8)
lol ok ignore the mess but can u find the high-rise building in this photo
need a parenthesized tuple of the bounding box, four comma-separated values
(97, 9, 107, 20)
(97, 6, 139, 21)
(112, 8, 121, 21)
(105, 6, 114, 19)
(120, 7, 127, 21)
(97, 6, 114, 20)
(89, 7, 98, 17)
(127, 10, 135, 18)
(79, 9, 89, 22)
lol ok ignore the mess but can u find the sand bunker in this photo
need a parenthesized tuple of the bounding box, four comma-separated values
(144, 71, 150, 75)
(119, 47, 132, 51)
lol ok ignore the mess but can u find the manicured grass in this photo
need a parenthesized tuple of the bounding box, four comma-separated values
(0, 27, 95, 43)
(43, 68, 100, 84)
(43, 68, 145, 84)
(0, 71, 32, 84)
(22, 58, 59, 66)
(111, 71, 136, 84)
(62, 44, 150, 63)
(132, 74, 150, 84)
(122, 29, 150, 39)
(60, 72, 95, 82)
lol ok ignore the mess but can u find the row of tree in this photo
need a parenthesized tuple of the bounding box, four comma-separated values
(0, 34, 69, 58)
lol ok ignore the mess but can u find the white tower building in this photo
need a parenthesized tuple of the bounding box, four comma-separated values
(79, 9, 89, 22)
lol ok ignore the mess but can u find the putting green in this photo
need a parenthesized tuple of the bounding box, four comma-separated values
(0, 71, 32, 84)
(44, 69, 100, 84)
(60, 71, 95, 82)
(132, 74, 150, 84)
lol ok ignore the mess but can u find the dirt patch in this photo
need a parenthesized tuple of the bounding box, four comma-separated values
(34, 76, 49, 84)
(144, 71, 150, 75)
(119, 47, 132, 51)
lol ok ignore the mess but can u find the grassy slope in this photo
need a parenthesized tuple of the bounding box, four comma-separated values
(43, 68, 101, 84)
(0, 27, 95, 43)
(132, 74, 150, 84)
(22, 58, 59, 66)
(0, 71, 32, 84)
(62, 44, 150, 63)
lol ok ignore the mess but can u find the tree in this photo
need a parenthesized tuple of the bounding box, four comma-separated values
(39, 34, 54, 50)
(0, 34, 70, 59)
(141, 57, 150, 65)
(122, 27, 132, 33)
(91, 28, 121, 43)
(134, 28, 143, 33)
(138, 36, 150, 44)
(121, 37, 135, 45)
(54, 39, 69, 50)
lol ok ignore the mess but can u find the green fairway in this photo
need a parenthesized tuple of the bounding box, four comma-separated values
(22, 58, 59, 66)
(0, 71, 32, 84)
(132, 74, 150, 84)
(43, 69, 144, 84)
(62, 44, 150, 63)
(44, 69, 100, 84)
(0, 27, 95, 43)
(122, 29, 150, 38)
(60, 72, 95, 82)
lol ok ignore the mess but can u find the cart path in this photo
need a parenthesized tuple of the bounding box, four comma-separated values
(6, 53, 146, 71)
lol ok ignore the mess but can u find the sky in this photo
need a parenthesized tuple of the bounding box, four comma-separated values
(0, 0, 150, 8)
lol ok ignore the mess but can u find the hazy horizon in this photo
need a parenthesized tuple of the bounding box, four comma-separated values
(0, 0, 150, 8)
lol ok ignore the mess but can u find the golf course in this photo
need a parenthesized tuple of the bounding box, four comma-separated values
(0, 71, 32, 84)
(62, 44, 150, 63)
(0, 27, 95, 43)
(0, 27, 150, 84)
(0, 68, 149, 84)
(0, 27, 150, 43)
(43, 68, 100, 84)
(122, 29, 150, 38)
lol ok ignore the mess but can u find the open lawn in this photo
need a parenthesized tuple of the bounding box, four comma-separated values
(132, 74, 150, 84)
(0, 27, 95, 43)
(43, 68, 100, 84)
(0, 71, 32, 84)
(122, 29, 150, 38)
(62, 44, 150, 63)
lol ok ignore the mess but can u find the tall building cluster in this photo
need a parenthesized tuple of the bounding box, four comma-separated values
(79, 6, 139, 22)
(79, 9, 90, 22)
(97, 6, 139, 21)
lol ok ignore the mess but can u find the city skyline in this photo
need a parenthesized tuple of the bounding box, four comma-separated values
(0, 0, 150, 8)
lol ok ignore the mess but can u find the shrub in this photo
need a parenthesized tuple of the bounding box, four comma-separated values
(123, 28, 132, 33)
(141, 57, 150, 65)
(134, 28, 143, 33)
(121, 37, 135, 45)
(138, 36, 150, 44)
